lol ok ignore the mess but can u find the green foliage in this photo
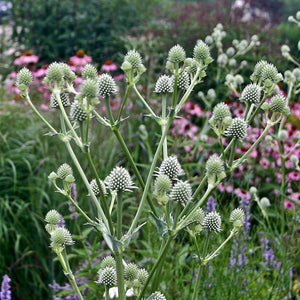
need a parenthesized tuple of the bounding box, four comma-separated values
(10, 0, 162, 64)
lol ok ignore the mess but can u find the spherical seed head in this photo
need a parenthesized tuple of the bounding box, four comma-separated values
(168, 44, 186, 63)
(251, 60, 268, 81)
(137, 268, 149, 285)
(82, 64, 98, 80)
(70, 100, 87, 122)
(207, 89, 216, 100)
(60, 63, 76, 82)
(16, 67, 33, 87)
(100, 256, 116, 269)
(212, 103, 231, 121)
(230, 208, 245, 224)
(50, 227, 74, 248)
(97, 267, 117, 286)
(281, 45, 290, 54)
(124, 50, 142, 69)
(202, 211, 222, 232)
(107, 166, 135, 192)
(261, 63, 278, 83)
(57, 163, 73, 180)
(47, 62, 64, 82)
(240, 84, 261, 104)
(124, 263, 138, 281)
(170, 181, 192, 206)
(154, 174, 172, 194)
(269, 95, 287, 113)
(206, 155, 225, 176)
(90, 179, 107, 196)
(150, 291, 167, 300)
(177, 71, 190, 90)
(98, 73, 117, 97)
(189, 208, 205, 224)
(80, 78, 98, 98)
(158, 156, 184, 179)
(193, 40, 211, 62)
(50, 92, 70, 108)
(154, 75, 173, 93)
(225, 117, 248, 140)
(278, 130, 288, 141)
(45, 209, 61, 225)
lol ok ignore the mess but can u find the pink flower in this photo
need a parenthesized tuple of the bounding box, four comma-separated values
(234, 188, 251, 200)
(14, 50, 39, 66)
(259, 157, 270, 169)
(183, 101, 202, 117)
(101, 60, 117, 72)
(69, 50, 92, 67)
(289, 192, 300, 203)
(288, 171, 300, 181)
(284, 200, 295, 210)
(114, 74, 124, 81)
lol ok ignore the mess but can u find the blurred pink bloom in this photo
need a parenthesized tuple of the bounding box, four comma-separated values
(183, 101, 202, 117)
(259, 157, 270, 168)
(69, 50, 92, 67)
(101, 60, 117, 72)
(9, 71, 17, 78)
(234, 188, 251, 200)
(288, 171, 300, 181)
(284, 200, 295, 210)
(14, 50, 39, 66)
(114, 74, 124, 81)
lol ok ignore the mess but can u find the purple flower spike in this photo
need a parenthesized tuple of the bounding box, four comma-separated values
(1, 274, 11, 300)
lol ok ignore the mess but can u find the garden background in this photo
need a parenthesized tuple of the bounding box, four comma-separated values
(0, 0, 300, 299)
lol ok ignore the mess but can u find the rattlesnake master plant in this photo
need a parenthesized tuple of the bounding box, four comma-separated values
(17, 29, 291, 299)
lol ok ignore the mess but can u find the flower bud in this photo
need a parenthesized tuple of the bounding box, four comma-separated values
(189, 208, 205, 225)
(168, 44, 186, 63)
(100, 256, 116, 269)
(158, 156, 184, 180)
(207, 89, 216, 100)
(80, 78, 99, 98)
(249, 186, 257, 195)
(97, 267, 117, 286)
(57, 163, 73, 180)
(137, 268, 149, 286)
(50, 227, 74, 249)
(230, 208, 245, 229)
(45, 209, 61, 225)
(234, 74, 244, 85)
(206, 155, 225, 177)
(226, 47, 235, 57)
(250, 60, 268, 82)
(65, 174, 75, 184)
(261, 63, 279, 84)
(170, 181, 192, 206)
(82, 64, 98, 80)
(16, 68, 33, 90)
(48, 172, 58, 181)
(291, 155, 299, 165)
(70, 100, 87, 122)
(269, 95, 287, 113)
(124, 50, 142, 70)
(154, 174, 172, 195)
(240, 84, 261, 104)
(106, 166, 136, 192)
(225, 117, 248, 140)
(212, 103, 231, 121)
(260, 197, 271, 209)
(47, 62, 64, 83)
(154, 75, 173, 93)
(202, 211, 222, 232)
(124, 263, 138, 281)
(60, 63, 76, 82)
(278, 130, 289, 141)
(98, 74, 117, 97)
(193, 40, 211, 62)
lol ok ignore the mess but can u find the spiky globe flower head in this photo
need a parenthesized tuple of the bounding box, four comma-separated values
(154, 174, 172, 195)
(189, 208, 205, 225)
(170, 181, 192, 206)
(45, 209, 61, 225)
(137, 268, 149, 286)
(59, 63, 76, 82)
(124, 263, 138, 281)
(240, 84, 261, 104)
(250, 60, 268, 82)
(154, 75, 173, 93)
(106, 166, 136, 192)
(291, 154, 299, 165)
(50, 227, 74, 250)
(269, 95, 287, 113)
(206, 155, 225, 177)
(186, 59, 199, 75)
(278, 130, 289, 141)
(261, 63, 280, 84)
(57, 163, 73, 180)
(177, 71, 190, 90)
(193, 40, 211, 63)
(82, 64, 98, 80)
(225, 117, 248, 140)
(124, 50, 142, 70)
(46, 62, 64, 83)
(202, 211, 222, 232)
(97, 267, 117, 286)
(211, 103, 231, 122)
(16, 67, 33, 90)
(230, 208, 245, 229)
(70, 100, 87, 122)
(80, 78, 98, 98)
(90, 179, 107, 196)
(158, 156, 184, 180)
(168, 44, 186, 63)
(207, 89, 216, 100)
(50, 92, 70, 108)
(149, 291, 166, 300)
(100, 256, 116, 269)
(98, 74, 117, 97)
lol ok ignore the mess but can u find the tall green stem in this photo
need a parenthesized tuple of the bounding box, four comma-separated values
(133, 84, 157, 117)
(117, 84, 132, 122)
(161, 94, 168, 159)
(115, 252, 126, 300)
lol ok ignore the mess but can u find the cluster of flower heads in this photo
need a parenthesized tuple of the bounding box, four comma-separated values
(97, 256, 150, 297)
(0, 274, 11, 300)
